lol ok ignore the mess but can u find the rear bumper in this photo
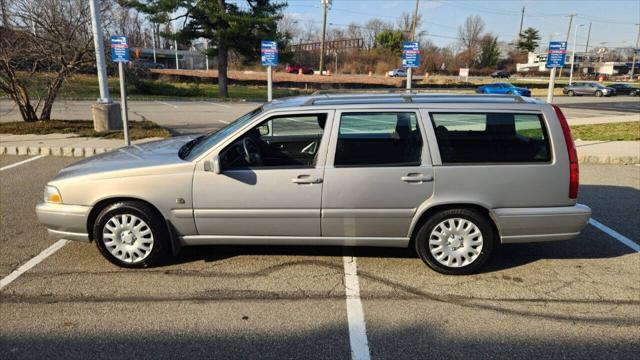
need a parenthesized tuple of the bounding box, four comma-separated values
(36, 202, 92, 242)
(492, 204, 591, 243)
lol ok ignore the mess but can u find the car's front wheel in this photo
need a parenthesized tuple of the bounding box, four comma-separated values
(567, 90, 575, 96)
(415, 208, 495, 275)
(93, 201, 169, 268)
(595, 90, 603, 97)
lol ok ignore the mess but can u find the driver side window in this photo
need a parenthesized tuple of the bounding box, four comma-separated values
(220, 113, 327, 170)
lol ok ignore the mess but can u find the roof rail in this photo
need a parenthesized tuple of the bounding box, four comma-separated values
(301, 93, 529, 106)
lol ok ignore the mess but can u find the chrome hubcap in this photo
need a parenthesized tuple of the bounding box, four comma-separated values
(429, 218, 483, 268)
(102, 214, 154, 264)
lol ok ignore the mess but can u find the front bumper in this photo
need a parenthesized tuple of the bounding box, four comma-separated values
(36, 202, 92, 242)
(492, 204, 591, 243)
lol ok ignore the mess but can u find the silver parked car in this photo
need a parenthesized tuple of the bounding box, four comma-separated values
(37, 94, 591, 275)
(562, 82, 615, 97)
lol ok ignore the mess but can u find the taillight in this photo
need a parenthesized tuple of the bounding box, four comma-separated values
(552, 105, 579, 199)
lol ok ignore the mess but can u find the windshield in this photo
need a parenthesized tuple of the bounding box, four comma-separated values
(183, 106, 263, 160)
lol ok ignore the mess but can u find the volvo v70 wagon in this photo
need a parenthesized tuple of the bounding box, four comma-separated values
(37, 94, 591, 275)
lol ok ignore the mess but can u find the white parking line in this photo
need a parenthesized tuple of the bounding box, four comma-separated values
(589, 218, 640, 253)
(218, 120, 230, 124)
(0, 240, 68, 290)
(0, 155, 46, 172)
(154, 100, 179, 109)
(343, 251, 371, 360)
(201, 101, 231, 108)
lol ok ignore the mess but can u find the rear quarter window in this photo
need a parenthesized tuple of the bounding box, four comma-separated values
(431, 112, 551, 164)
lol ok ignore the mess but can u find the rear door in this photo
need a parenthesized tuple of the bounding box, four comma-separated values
(321, 110, 434, 238)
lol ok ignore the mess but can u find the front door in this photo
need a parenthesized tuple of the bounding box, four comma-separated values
(192, 111, 333, 236)
(321, 110, 434, 238)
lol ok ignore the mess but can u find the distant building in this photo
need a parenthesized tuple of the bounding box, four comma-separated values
(517, 51, 639, 76)
(516, 51, 589, 72)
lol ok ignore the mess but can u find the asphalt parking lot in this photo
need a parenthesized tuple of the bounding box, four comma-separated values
(0, 155, 639, 359)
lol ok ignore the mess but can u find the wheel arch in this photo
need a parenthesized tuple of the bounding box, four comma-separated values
(408, 202, 501, 247)
(86, 197, 166, 242)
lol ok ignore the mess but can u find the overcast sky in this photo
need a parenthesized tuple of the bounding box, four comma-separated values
(285, 0, 640, 49)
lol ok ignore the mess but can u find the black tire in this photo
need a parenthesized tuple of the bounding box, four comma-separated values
(595, 90, 603, 97)
(93, 201, 169, 268)
(567, 90, 575, 96)
(415, 208, 496, 275)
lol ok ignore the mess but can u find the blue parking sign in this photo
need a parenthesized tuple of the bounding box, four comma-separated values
(546, 41, 567, 69)
(402, 42, 420, 68)
(110, 36, 129, 62)
(261, 40, 278, 67)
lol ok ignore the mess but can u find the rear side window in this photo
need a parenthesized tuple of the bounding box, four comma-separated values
(335, 112, 422, 166)
(431, 112, 550, 164)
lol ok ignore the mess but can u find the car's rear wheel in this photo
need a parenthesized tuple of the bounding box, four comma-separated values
(415, 208, 495, 275)
(595, 90, 603, 97)
(93, 201, 169, 268)
(567, 90, 575, 96)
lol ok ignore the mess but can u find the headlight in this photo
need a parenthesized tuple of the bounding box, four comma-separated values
(44, 185, 62, 204)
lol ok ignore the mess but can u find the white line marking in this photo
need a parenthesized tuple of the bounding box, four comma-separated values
(218, 120, 230, 124)
(343, 250, 371, 360)
(201, 101, 231, 108)
(0, 240, 68, 290)
(589, 218, 640, 253)
(0, 155, 46, 172)
(154, 100, 178, 109)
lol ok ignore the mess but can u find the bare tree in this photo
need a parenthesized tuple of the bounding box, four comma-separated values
(278, 13, 301, 44)
(0, 0, 96, 122)
(396, 11, 426, 41)
(364, 19, 391, 49)
(457, 15, 485, 66)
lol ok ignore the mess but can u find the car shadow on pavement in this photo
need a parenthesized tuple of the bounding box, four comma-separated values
(1, 322, 638, 360)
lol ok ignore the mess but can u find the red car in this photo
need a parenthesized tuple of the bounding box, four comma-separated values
(285, 64, 314, 75)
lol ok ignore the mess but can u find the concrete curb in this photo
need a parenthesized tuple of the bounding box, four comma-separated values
(1, 144, 638, 164)
(0, 145, 114, 157)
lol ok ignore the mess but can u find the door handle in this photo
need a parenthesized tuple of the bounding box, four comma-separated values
(292, 175, 323, 184)
(401, 173, 433, 183)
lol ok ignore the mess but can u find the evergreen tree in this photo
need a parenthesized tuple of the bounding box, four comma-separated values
(517, 27, 541, 53)
(124, 0, 286, 97)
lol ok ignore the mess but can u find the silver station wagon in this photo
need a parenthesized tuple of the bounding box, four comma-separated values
(36, 94, 591, 275)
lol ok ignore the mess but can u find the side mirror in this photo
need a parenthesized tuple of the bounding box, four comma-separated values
(205, 155, 221, 174)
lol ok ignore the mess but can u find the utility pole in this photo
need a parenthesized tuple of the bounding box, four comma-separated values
(569, 24, 584, 85)
(518, 6, 525, 38)
(584, 22, 592, 53)
(559, 13, 576, 78)
(89, 0, 110, 103)
(407, 0, 419, 92)
(631, 24, 640, 79)
(319, 0, 330, 76)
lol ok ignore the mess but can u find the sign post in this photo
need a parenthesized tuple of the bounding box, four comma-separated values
(110, 36, 131, 146)
(261, 40, 278, 102)
(402, 42, 420, 92)
(545, 41, 567, 103)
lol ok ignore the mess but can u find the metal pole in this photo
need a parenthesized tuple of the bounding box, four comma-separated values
(630, 24, 640, 79)
(569, 24, 581, 85)
(89, 0, 110, 103)
(118, 62, 130, 146)
(547, 67, 557, 103)
(205, 39, 209, 70)
(319, 0, 328, 75)
(174, 39, 179, 70)
(267, 66, 273, 102)
(152, 27, 157, 63)
(558, 13, 575, 78)
(406, 0, 419, 93)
